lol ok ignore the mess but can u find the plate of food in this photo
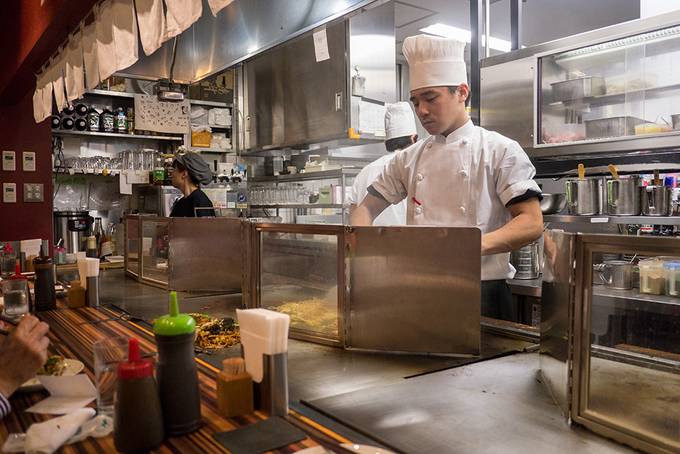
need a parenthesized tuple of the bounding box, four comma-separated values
(19, 355, 85, 391)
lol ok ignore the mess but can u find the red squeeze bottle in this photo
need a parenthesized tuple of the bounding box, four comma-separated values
(114, 338, 164, 453)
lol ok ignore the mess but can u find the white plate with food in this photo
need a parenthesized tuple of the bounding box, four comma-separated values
(19, 356, 85, 392)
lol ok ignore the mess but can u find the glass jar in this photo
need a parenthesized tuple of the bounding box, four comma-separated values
(639, 258, 665, 295)
(663, 261, 680, 297)
(1, 266, 30, 319)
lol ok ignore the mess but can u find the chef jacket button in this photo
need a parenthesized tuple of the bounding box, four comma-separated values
(459, 169, 468, 178)
(426, 142, 433, 149)
(416, 173, 424, 182)
(459, 206, 466, 214)
(461, 139, 468, 146)
(415, 206, 423, 215)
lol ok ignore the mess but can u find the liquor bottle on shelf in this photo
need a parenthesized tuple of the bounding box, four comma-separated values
(126, 107, 135, 135)
(101, 108, 115, 133)
(115, 107, 127, 134)
(61, 116, 75, 130)
(87, 107, 101, 132)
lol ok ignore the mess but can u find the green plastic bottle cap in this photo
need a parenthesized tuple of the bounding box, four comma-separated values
(153, 291, 196, 336)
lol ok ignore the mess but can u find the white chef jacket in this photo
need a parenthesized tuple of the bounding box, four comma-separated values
(370, 120, 541, 281)
(347, 154, 407, 226)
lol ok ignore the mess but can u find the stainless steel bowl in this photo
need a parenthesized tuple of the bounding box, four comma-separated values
(540, 193, 567, 214)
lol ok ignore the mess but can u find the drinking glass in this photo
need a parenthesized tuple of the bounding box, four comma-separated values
(93, 337, 130, 417)
(1, 279, 29, 320)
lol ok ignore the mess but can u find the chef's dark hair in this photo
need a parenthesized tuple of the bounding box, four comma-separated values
(173, 160, 200, 186)
(385, 134, 417, 152)
(448, 86, 470, 106)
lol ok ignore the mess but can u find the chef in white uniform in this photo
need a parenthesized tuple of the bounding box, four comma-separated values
(347, 102, 418, 225)
(350, 35, 543, 320)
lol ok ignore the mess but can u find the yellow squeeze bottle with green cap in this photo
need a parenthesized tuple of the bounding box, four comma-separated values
(153, 291, 202, 435)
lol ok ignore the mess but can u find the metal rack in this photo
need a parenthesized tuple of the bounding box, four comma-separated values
(53, 130, 183, 141)
(248, 169, 361, 224)
(544, 214, 680, 225)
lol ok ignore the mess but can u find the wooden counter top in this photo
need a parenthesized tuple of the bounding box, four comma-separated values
(0, 305, 349, 453)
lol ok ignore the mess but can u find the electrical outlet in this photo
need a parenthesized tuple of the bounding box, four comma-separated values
(23, 183, 44, 202)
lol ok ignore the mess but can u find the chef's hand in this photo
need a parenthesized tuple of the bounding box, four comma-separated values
(0, 315, 50, 397)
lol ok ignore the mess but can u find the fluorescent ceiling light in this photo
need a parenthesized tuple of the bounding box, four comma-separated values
(419, 23, 512, 53)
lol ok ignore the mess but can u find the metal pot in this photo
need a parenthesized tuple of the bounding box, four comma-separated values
(540, 193, 567, 214)
(565, 179, 600, 215)
(511, 240, 540, 280)
(641, 185, 671, 216)
(606, 176, 640, 215)
(593, 260, 633, 290)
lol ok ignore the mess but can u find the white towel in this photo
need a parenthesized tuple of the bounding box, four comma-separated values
(33, 71, 52, 123)
(95, 0, 117, 82)
(82, 23, 100, 90)
(24, 408, 95, 454)
(112, 0, 139, 71)
(164, 0, 202, 40)
(207, 0, 234, 16)
(51, 54, 68, 113)
(135, 0, 167, 56)
(65, 31, 85, 102)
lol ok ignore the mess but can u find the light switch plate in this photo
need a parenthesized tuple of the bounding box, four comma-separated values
(3, 183, 17, 203)
(22, 151, 36, 172)
(2, 150, 16, 171)
(23, 183, 44, 202)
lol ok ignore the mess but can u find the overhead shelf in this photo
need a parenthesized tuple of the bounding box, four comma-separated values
(53, 130, 183, 141)
(187, 147, 234, 153)
(249, 168, 361, 183)
(548, 82, 680, 108)
(250, 204, 344, 209)
(544, 214, 680, 226)
(189, 99, 232, 107)
(84, 89, 136, 98)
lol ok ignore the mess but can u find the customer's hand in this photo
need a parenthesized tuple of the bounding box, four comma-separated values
(0, 315, 50, 397)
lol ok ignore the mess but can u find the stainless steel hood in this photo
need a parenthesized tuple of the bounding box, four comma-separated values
(119, 0, 375, 83)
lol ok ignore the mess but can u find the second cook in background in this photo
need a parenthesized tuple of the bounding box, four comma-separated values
(350, 34, 544, 320)
(347, 102, 418, 225)
(170, 153, 216, 218)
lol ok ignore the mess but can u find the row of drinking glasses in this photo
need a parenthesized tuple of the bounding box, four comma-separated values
(249, 184, 312, 205)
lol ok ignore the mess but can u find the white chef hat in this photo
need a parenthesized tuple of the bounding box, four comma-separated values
(384, 102, 417, 140)
(403, 34, 467, 91)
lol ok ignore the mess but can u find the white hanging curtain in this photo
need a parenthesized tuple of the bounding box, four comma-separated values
(33, 71, 52, 123)
(95, 0, 117, 82)
(134, 0, 167, 56)
(65, 30, 86, 102)
(51, 54, 69, 112)
(112, 0, 139, 71)
(207, 0, 234, 17)
(164, 0, 202, 40)
(82, 22, 100, 90)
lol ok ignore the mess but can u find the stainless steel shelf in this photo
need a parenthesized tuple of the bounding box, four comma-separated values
(248, 168, 361, 183)
(187, 147, 234, 153)
(548, 82, 680, 108)
(84, 89, 136, 98)
(544, 214, 680, 225)
(189, 99, 232, 107)
(250, 204, 344, 209)
(593, 285, 680, 314)
(53, 130, 183, 141)
(53, 168, 120, 176)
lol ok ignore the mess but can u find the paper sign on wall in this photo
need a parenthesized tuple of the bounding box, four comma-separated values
(3, 183, 17, 203)
(2, 151, 16, 171)
(313, 28, 330, 62)
(134, 94, 190, 134)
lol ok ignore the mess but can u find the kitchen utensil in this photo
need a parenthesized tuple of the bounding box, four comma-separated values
(565, 179, 600, 215)
(606, 176, 640, 215)
(578, 163, 585, 180)
(641, 185, 671, 216)
(510, 241, 541, 279)
(594, 260, 633, 290)
(584, 116, 646, 139)
(550, 76, 605, 102)
(608, 164, 619, 180)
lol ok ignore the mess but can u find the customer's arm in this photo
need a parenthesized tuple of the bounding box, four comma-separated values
(0, 316, 50, 417)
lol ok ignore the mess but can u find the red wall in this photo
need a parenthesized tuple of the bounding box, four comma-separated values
(0, 91, 53, 245)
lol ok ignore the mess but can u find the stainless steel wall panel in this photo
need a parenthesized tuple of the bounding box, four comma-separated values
(346, 227, 481, 355)
(168, 218, 245, 292)
(480, 56, 535, 149)
(539, 230, 576, 418)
